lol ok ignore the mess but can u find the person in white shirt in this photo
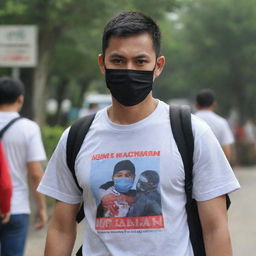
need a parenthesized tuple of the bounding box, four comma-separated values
(195, 89, 235, 161)
(38, 11, 240, 256)
(0, 77, 48, 256)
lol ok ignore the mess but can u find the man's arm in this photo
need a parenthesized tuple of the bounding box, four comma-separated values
(44, 201, 80, 256)
(1, 212, 11, 224)
(27, 161, 48, 229)
(222, 144, 232, 162)
(197, 195, 232, 256)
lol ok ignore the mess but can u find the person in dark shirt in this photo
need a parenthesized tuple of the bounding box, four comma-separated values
(127, 170, 162, 217)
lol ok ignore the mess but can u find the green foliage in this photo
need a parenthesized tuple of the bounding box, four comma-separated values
(156, 0, 256, 121)
(1, 0, 255, 125)
(0, 0, 178, 124)
(0, 1, 27, 16)
(41, 125, 66, 158)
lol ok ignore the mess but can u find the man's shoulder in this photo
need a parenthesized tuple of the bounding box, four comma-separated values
(19, 117, 38, 125)
(195, 110, 228, 128)
(211, 112, 231, 130)
(210, 111, 226, 121)
(16, 117, 41, 133)
(0, 114, 41, 135)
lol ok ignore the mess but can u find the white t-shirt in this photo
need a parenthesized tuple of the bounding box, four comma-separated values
(195, 110, 234, 146)
(38, 101, 240, 256)
(0, 112, 46, 214)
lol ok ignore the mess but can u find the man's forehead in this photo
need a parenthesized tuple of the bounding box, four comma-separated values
(105, 34, 155, 54)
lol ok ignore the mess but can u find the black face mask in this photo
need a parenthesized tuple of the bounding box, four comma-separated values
(105, 69, 154, 106)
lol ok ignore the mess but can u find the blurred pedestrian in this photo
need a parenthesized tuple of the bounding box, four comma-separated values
(38, 11, 240, 256)
(0, 77, 48, 256)
(195, 89, 235, 162)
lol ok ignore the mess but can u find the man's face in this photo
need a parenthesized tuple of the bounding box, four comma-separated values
(98, 33, 165, 80)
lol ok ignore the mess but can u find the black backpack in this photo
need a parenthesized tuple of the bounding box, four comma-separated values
(66, 105, 230, 256)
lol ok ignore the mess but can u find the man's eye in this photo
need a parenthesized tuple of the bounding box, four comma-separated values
(111, 59, 123, 64)
(137, 59, 147, 65)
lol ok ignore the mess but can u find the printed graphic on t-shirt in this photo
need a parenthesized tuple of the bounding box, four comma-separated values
(90, 150, 164, 231)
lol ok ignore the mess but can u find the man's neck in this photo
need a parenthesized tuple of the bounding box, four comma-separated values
(108, 94, 158, 125)
(195, 104, 216, 111)
(196, 105, 215, 112)
(0, 104, 19, 112)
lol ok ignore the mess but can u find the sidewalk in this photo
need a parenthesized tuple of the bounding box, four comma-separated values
(25, 207, 84, 256)
(229, 166, 256, 256)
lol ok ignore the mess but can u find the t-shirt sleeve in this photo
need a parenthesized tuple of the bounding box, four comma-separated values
(192, 117, 240, 201)
(26, 123, 47, 162)
(37, 128, 83, 204)
(220, 120, 235, 146)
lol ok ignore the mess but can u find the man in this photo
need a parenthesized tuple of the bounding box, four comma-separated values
(96, 159, 136, 217)
(195, 89, 235, 161)
(38, 11, 240, 255)
(0, 77, 48, 256)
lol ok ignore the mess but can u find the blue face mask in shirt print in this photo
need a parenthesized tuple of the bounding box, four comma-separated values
(114, 177, 134, 193)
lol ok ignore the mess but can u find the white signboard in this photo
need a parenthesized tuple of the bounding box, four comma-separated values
(0, 25, 38, 67)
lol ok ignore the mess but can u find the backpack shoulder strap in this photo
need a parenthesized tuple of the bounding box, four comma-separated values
(66, 114, 96, 191)
(169, 105, 206, 256)
(0, 117, 22, 139)
(169, 105, 194, 201)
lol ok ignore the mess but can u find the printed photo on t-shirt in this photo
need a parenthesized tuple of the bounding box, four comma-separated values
(90, 150, 164, 231)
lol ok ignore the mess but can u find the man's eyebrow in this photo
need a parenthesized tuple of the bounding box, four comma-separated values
(109, 53, 150, 58)
(134, 54, 150, 58)
(109, 53, 125, 58)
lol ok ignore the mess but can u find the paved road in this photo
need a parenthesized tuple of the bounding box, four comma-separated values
(25, 209, 84, 256)
(25, 166, 256, 256)
(229, 166, 256, 256)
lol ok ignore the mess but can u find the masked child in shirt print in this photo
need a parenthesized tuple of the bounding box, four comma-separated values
(96, 160, 136, 217)
(127, 170, 162, 217)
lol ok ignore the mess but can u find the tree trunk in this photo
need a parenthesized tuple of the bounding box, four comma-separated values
(55, 78, 69, 125)
(20, 68, 34, 119)
(32, 48, 50, 126)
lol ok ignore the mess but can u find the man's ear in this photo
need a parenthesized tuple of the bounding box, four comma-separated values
(195, 103, 200, 110)
(211, 103, 217, 110)
(17, 95, 24, 105)
(153, 56, 165, 80)
(98, 54, 105, 75)
(16, 95, 24, 111)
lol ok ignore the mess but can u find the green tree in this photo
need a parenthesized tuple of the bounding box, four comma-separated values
(162, 0, 256, 121)
(0, 0, 178, 125)
(1, 0, 109, 123)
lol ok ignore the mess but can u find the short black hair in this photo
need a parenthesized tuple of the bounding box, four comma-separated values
(0, 77, 24, 105)
(196, 89, 215, 107)
(102, 11, 161, 57)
